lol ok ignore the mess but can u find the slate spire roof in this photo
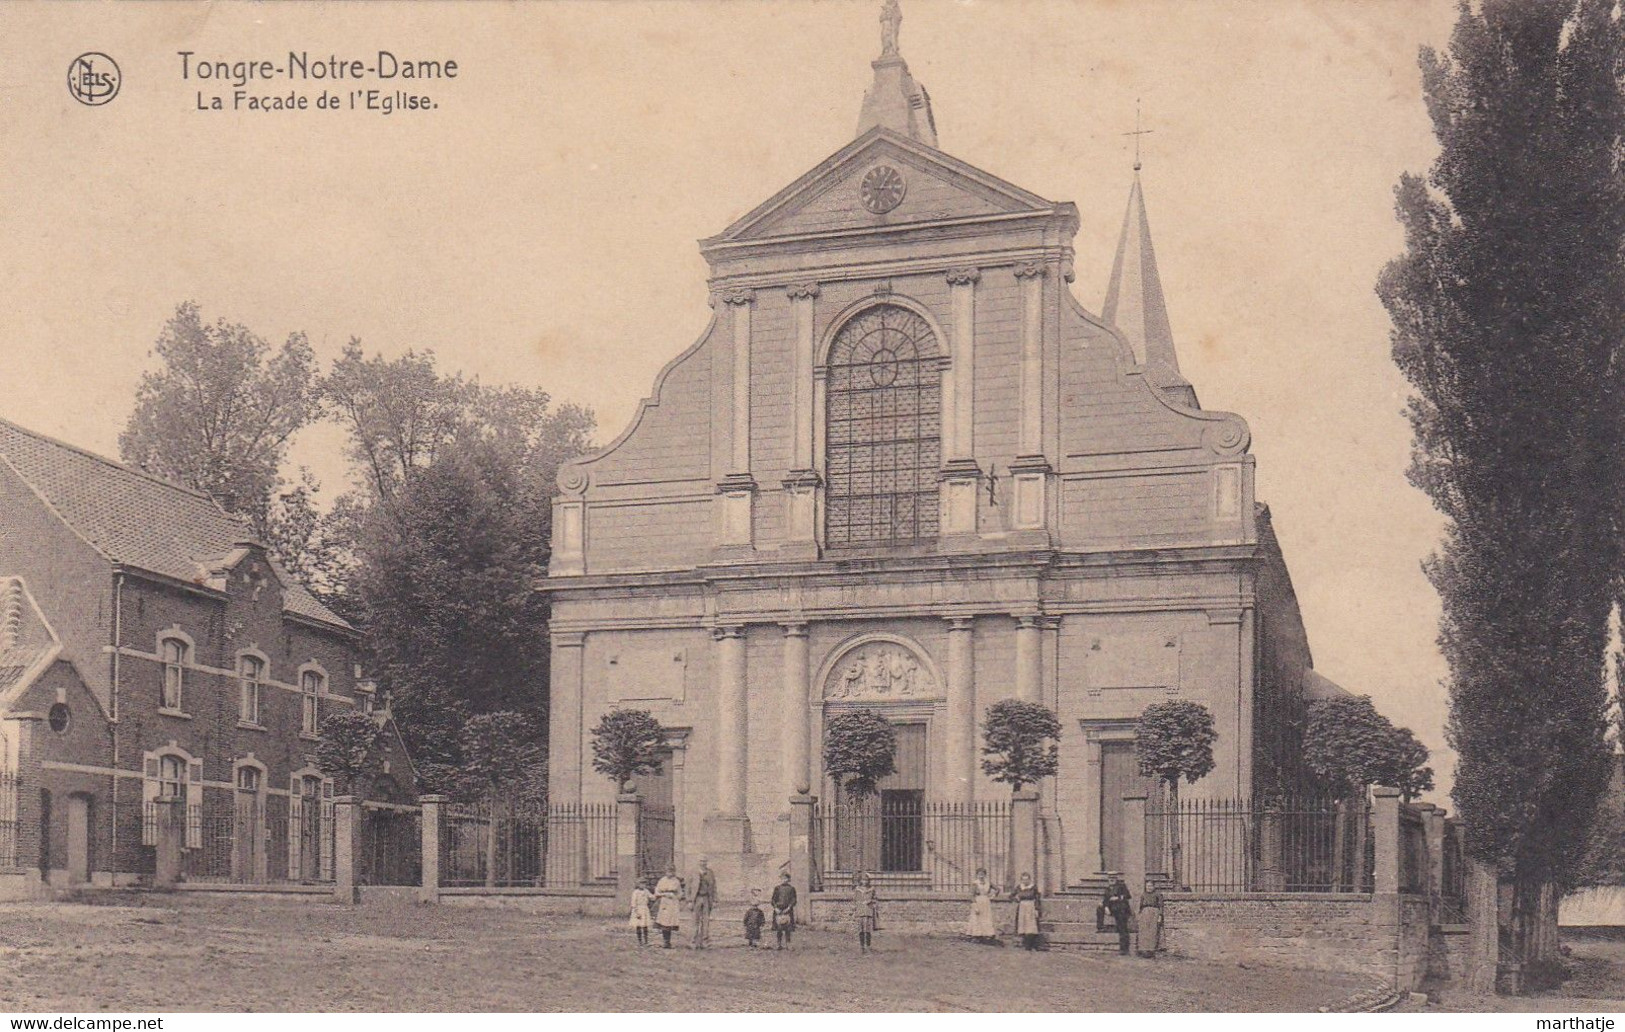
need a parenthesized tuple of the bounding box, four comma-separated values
(855, 0, 938, 148)
(1103, 172, 1198, 409)
(0, 416, 350, 630)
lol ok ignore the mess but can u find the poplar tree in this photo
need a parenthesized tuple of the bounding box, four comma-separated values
(1378, 0, 1625, 978)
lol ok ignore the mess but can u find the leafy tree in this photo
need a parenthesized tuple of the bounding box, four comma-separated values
(822, 710, 897, 801)
(314, 710, 384, 798)
(1304, 696, 1401, 797)
(1376, 726, 1436, 804)
(980, 700, 1061, 793)
(332, 343, 593, 779)
(1378, 0, 1625, 979)
(1135, 701, 1217, 808)
(120, 302, 323, 572)
(590, 708, 668, 792)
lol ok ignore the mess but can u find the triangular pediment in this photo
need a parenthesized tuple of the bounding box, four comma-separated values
(709, 128, 1058, 246)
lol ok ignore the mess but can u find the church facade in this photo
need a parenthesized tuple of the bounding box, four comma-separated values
(543, 4, 1323, 895)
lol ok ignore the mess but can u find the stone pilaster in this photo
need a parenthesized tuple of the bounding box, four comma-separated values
(1010, 262, 1051, 538)
(548, 631, 586, 806)
(419, 795, 445, 903)
(712, 625, 748, 817)
(717, 288, 757, 553)
(1014, 613, 1043, 705)
(782, 283, 823, 557)
(781, 622, 811, 798)
(939, 269, 982, 542)
(944, 617, 976, 804)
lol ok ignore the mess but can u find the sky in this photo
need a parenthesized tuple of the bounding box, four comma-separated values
(0, 0, 1463, 796)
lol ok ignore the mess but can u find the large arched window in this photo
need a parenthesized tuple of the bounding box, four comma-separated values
(824, 304, 942, 548)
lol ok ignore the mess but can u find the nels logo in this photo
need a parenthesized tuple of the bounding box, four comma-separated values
(68, 52, 120, 106)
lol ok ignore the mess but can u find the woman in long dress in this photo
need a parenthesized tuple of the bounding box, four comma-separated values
(853, 871, 879, 955)
(1011, 872, 1042, 951)
(966, 868, 999, 943)
(653, 865, 684, 949)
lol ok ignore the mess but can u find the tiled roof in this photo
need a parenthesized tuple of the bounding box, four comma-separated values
(0, 418, 351, 631)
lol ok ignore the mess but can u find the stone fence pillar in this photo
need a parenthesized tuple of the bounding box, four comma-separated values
(788, 792, 816, 922)
(1419, 804, 1446, 918)
(153, 796, 185, 889)
(419, 795, 445, 904)
(617, 791, 642, 909)
(1466, 858, 1501, 994)
(1121, 793, 1148, 900)
(333, 795, 362, 903)
(1009, 789, 1039, 887)
(1372, 787, 1401, 896)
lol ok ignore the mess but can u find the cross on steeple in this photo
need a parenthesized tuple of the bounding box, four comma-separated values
(1123, 100, 1153, 172)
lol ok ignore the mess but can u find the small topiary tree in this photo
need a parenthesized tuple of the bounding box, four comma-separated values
(1135, 701, 1217, 809)
(590, 708, 668, 792)
(822, 709, 897, 801)
(315, 710, 384, 798)
(980, 699, 1061, 793)
(1135, 701, 1217, 889)
(1303, 695, 1397, 796)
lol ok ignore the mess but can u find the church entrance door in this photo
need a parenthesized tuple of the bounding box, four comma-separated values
(833, 722, 927, 874)
(1098, 741, 1158, 873)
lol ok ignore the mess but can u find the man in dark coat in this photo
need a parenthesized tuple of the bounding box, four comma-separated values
(770, 871, 798, 950)
(1103, 874, 1134, 955)
(690, 858, 717, 949)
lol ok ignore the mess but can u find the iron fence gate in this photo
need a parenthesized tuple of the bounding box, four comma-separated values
(637, 804, 674, 879)
(813, 798, 1009, 895)
(361, 804, 422, 886)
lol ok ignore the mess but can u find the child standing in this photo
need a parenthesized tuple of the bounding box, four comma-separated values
(743, 888, 766, 948)
(853, 871, 879, 955)
(629, 878, 653, 947)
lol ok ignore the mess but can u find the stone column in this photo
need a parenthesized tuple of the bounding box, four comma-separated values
(1010, 789, 1040, 888)
(1122, 793, 1148, 905)
(788, 791, 816, 922)
(332, 795, 362, 903)
(1014, 614, 1043, 704)
(153, 796, 184, 889)
(548, 631, 586, 806)
(781, 622, 811, 798)
(940, 269, 983, 539)
(1373, 787, 1402, 896)
(714, 625, 748, 814)
(419, 794, 445, 904)
(616, 791, 642, 909)
(944, 617, 977, 804)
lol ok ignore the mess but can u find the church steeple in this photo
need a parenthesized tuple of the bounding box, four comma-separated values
(855, 0, 938, 148)
(1103, 170, 1198, 408)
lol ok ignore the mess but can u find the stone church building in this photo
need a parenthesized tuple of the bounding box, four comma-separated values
(544, 3, 1329, 894)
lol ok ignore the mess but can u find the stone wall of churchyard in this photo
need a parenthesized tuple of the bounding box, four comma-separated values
(805, 894, 984, 933)
(1163, 894, 1415, 984)
(1426, 922, 1473, 985)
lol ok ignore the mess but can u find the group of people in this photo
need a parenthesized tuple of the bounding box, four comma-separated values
(629, 859, 800, 950)
(967, 870, 1164, 957)
(626, 859, 1164, 958)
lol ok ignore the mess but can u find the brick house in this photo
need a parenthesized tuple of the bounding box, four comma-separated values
(0, 417, 413, 896)
(541, 8, 1351, 898)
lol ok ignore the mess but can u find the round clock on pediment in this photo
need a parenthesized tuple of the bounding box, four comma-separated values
(860, 165, 907, 214)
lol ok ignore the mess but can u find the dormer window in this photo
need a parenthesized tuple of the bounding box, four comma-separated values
(160, 637, 187, 711)
(238, 654, 264, 726)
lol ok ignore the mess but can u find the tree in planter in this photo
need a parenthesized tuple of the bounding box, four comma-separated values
(315, 710, 385, 799)
(981, 700, 1061, 793)
(1135, 701, 1217, 888)
(822, 709, 897, 801)
(461, 711, 545, 888)
(589, 708, 669, 792)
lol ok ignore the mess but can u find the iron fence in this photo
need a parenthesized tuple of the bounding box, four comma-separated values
(178, 802, 333, 885)
(812, 799, 1010, 895)
(441, 801, 617, 888)
(0, 771, 16, 868)
(1146, 796, 1375, 893)
(361, 804, 422, 886)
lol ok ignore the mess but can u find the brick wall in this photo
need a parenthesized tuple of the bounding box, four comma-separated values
(1163, 894, 1399, 982)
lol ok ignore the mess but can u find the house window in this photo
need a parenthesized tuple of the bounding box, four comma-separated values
(142, 750, 202, 848)
(301, 670, 322, 736)
(158, 755, 186, 799)
(236, 766, 261, 793)
(160, 637, 187, 710)
(824, 304, 942, 548)
(238, 655, 264, 725)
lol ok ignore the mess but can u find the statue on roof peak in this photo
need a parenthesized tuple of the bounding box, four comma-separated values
(880, 0, 902, 58)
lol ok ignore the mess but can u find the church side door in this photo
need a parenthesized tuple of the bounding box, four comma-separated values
(1098, 741, 1157, 874)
